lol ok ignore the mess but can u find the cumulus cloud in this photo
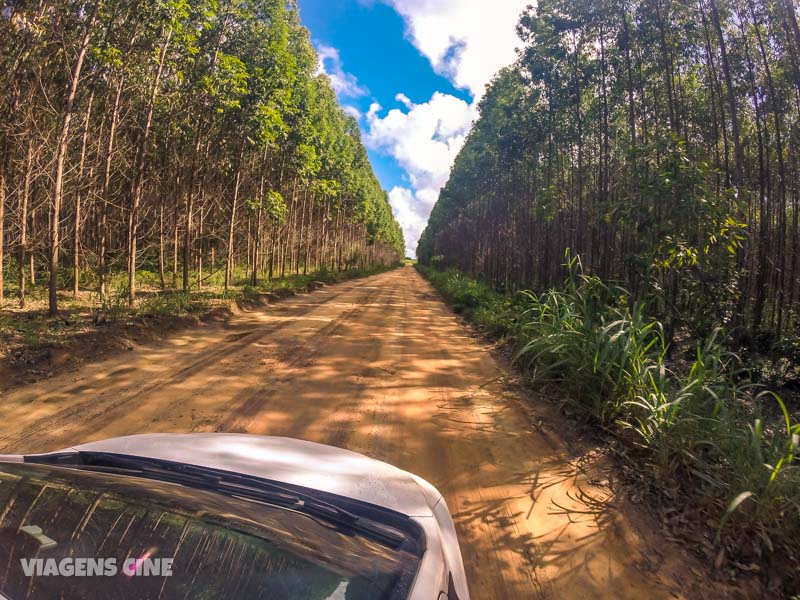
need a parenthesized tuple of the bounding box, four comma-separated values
(316, 43, 368, 98)
(395, 92, 414, 109)
(367, 1, 528, 256)
(379, 0, 529, 98)
(387, 187, 430, 256)
(342, 105, 362, 120)
(367, 92, 473, 192)
(366, 92, 475, 256)
(316, 3, 529, 255)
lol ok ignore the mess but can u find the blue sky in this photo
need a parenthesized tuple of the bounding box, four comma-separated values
(296, 0, 530, 256)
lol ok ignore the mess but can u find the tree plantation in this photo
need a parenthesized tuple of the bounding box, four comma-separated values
(0, 0, 404, 315)
(419, 0, 800, 345)
(5, 0, 800, 595)
(417, 0, 800, 585)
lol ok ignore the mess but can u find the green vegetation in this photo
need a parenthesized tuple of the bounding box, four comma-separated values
(0, 262, 397, 374)
(418, 0, 800, 347)
(0, 0, 404, 316)
(417, 0, 800, 588)
(419, 259, 800, 587)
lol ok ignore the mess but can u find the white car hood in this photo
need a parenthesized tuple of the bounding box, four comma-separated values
(64, 433, 441, 517)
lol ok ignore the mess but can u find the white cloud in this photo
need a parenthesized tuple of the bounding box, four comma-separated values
(366, 92, 475, 256)
(367, 1, 528, 256)
(316, 43, 368, 98)
(379, 0, 529, 98)
(388, 187, 430, 256)
(367, 102, 382, 120)
(367, 92, 473, 192)
(342, 105, 362, 120)
(395, 92, 414, 109)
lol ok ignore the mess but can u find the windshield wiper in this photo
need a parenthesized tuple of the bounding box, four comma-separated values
(33, 451, 405, 548)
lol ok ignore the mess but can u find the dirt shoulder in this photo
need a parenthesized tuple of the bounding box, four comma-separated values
(0, 266, 741, 599)
(0, 268, 388, 391)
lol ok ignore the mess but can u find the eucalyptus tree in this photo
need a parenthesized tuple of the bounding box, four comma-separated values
(0, 0, 403, 310)
(420, 0, 800, 340)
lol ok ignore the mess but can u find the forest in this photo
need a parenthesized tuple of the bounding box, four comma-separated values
(418, 0, 800, 588)
(419, 0, 800, 347)
(0, 0, 404, 316)
(2, 0, 800, 593)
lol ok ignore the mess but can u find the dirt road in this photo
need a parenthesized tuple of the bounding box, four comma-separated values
(0, 266, 707, 598)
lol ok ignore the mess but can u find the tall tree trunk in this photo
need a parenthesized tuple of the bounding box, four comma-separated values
(73, 91, 94, 297)
(98, 78, 124, 299)
(158, 200, 166, 290)
(708, 0, 744, 186)
(18, 140, 33, 307)
(49, 2, 98, 316)
(251, 171, 267, 286)
(783, 0, 800, 52)
(183, 136, 204, 293)
(251, 210, 262, 286)
(183, 189, 194, 293)
(0, 174, 5, 303)
(30, 207, 36, 286)
(740, 16, 769, 332)
(749, 0, 788, 336)
(172, 216, 179, 287)
(128, 29, 172, 305)
(196, 202, 204, 290)
(654, 0, 678, 134)
(621, 0, 636, 149)
(225, 167, 242, 292)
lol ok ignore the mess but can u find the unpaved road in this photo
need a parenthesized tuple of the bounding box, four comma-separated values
(0, 266, 712, 598)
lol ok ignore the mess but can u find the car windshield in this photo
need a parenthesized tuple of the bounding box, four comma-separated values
(0, 462, 422, 600)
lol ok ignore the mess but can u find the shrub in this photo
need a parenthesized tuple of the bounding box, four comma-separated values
(139, 291, 194, 315)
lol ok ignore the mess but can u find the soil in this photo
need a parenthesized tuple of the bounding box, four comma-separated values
(0, 265, 750, 598)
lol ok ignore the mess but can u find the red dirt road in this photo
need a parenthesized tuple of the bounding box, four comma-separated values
(0, 266, 714, 598)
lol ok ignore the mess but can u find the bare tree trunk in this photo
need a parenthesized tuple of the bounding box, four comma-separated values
(251, 211, 261, 286)
(296, 187, 308, 274)
(183, 190, 193, 293)
(320, 200, 330, 270)
(304, 196, 314, 276)
(708, 0, 744, 185)
(749, 0, 788, 336)
(30, 208, 36, 286)
(172, 217, 179, 287)
(98, 78, 124, 299)
(621, 0, 636, 150)
(128, 30, 171, 305)
(18, 140, 33, 307)
(73, 92, 94, 297)
(654, 0, 678, 134)
(225, 168, 242, 291)
(158, 201, 166, 290)
(251, 172, 267, 286)
(740, 17, 769, 331)
(783, 0, 800, 53)
(0, 174, 5, 303)
(49, 3, 98, 316)
(197, 204, 204, 290)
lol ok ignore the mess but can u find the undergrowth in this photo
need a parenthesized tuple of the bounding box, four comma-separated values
(418, 256, 800, 591)
(1, 263, 400, 352)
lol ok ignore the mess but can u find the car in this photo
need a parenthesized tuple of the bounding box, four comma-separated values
(0, 433, 469, 600)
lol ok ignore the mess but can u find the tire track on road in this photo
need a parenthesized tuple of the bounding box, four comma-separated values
(189, 282, 386, 434)
(0, 285, 356, 452)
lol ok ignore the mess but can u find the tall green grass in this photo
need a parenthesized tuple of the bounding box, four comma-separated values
(419, 256, 800, 584)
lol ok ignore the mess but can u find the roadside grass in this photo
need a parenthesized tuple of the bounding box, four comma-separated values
(418, 259, 800, 590)
(0, 262, 399, 365)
